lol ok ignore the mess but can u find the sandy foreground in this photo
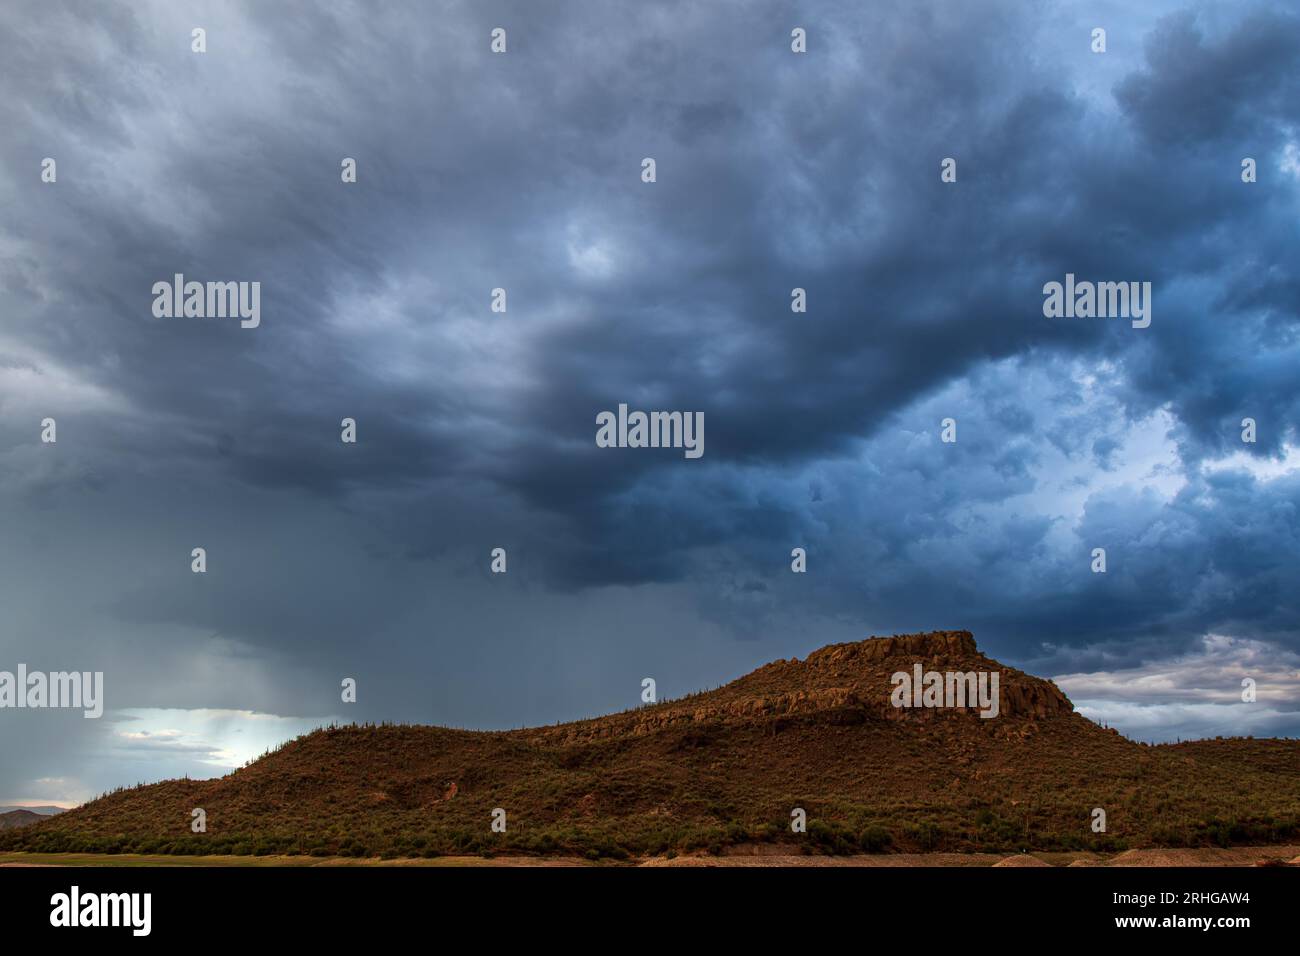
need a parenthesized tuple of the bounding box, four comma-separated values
(3, 846, 1299, 867)
(642, 846, 1300, 866)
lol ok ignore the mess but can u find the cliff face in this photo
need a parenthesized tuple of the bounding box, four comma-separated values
(807, 629, 980, 662)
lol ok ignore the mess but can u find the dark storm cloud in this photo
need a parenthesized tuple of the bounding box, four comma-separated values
(1116, 10, 1300, 148)
(2, 0, 1299, 802)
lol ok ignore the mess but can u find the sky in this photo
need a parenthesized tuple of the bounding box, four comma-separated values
(1, 0, 1298, 807)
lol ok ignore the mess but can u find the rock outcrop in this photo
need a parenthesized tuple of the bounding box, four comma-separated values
(532, 630, 1075, 744)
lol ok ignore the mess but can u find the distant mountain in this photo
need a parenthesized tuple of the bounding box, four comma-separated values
(2, 631, 1297, 859)
(0, 805, 66, 816)
(0, 810, 46, 831)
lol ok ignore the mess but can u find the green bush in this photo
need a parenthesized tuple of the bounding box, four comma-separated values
(858, 825, 893, 853)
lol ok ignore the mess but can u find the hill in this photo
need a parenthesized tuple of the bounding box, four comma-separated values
(0, 805, 65, 816)
(3, 631, 1297, 859)
(0, 810, 45, 831)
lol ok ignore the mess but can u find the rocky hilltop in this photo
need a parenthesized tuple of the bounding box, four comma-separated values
(531, 631, 1074, 744)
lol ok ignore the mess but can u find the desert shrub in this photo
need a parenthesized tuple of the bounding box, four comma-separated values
(858, 825, 893, 853)
(1204, 823, 1232, 848)
(808, 820, 857, 854)
(905, 822, 942, 852)
(1149, 825, 1186, 847)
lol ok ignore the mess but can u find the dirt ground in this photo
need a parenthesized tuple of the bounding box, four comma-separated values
(0, 852, 593, 867)
(3, 845, 1299, 867)
(642, 845, 1300, 866)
